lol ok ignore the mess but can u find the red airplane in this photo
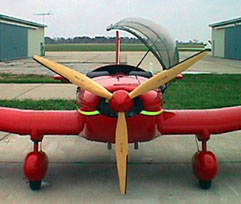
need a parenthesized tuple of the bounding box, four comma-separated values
(0, 18, 241, 195)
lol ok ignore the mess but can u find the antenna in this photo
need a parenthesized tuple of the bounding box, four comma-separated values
(34, 10, 53, 24)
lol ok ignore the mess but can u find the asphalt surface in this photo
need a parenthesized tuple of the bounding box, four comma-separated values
(0, 51, 241, 75)
(0, 52, 241, 203)
(0, 132, 241, 204)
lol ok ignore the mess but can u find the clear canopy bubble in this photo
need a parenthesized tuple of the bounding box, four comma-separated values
(107, 17, 179, 70)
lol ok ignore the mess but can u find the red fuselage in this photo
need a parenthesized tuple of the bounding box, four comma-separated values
(77, 72, 163, 143)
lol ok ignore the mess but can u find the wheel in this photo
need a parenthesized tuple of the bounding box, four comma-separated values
(199, 180, 212, 189)
(29, 181, 42, 190)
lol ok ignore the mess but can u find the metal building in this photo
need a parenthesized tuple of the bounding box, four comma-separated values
(0, 14, 46, 61)
(209, 17, 241, 60)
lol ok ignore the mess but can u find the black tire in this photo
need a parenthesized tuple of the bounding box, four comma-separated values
(29, 181, 42, 190)
(199, 180, 212, 190)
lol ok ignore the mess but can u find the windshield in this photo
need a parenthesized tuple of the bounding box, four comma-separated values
(107, 17, 179, 70)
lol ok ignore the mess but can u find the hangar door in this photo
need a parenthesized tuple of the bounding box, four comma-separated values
(225, 25, 241, 60)
(0, 23, 27, 61)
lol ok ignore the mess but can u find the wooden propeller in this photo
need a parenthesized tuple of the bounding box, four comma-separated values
(115, 112, 128, 195)
(129, 50, 208, 99)
(33, 56, 113, 99)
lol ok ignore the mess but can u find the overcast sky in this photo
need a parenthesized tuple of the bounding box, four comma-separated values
(1, 0, 241, 42)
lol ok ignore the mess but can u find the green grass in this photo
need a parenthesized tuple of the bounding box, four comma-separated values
(0, 74, 240, 110)
(164, 74, 241, 109)
(0, 99, 76, 110)
(0, 73, 58, 83)
(178, 43, 205, 48)
(45, 43, 205, 52)
(45, 43, 147, 52)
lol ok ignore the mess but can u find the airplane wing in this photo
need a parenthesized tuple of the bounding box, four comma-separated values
(157, 106, 241, 138)
(0, 107, 85, 141)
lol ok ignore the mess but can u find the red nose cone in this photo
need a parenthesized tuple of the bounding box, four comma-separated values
(110, 90, 134, 112)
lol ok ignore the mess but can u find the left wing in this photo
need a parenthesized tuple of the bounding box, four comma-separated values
(157, 106, 241, 137)
(0, 107, 85, 141)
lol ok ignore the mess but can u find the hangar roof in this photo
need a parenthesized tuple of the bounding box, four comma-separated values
(209, 17, 241, 28)
(0, 14, 46, 28)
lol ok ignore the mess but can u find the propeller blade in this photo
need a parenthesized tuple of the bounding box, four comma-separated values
(33, 56, 113, 99)
(129, 50, 208, 99)
(115, 112, 128, 195)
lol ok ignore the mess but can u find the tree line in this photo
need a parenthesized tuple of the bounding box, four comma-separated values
(45, 36, 141, 44)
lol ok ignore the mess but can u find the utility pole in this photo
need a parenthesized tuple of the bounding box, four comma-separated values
(34, 11, 53, 56)
(34, 10, 53, 25)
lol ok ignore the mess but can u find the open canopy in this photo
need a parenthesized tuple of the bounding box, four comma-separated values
(107, 17, 179, 69)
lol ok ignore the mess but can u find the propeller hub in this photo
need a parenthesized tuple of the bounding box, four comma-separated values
(110, 90, 134, 112)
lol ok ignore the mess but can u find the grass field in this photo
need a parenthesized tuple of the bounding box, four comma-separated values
(0, 73, 58, 83)
(0, 74, 240, 110)
(45, 43, 206, 52)
(164, 74, 241, 109)
(0, 99, 76, 110)
(45, 43, 147, 52)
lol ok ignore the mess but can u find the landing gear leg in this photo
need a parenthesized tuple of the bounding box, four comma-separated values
(24, 141, 49, 191)
(192, 137, 218, 190)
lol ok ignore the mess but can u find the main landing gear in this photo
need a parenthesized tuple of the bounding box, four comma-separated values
(23, 141, 48, 190)
(192, 136, 218, 190)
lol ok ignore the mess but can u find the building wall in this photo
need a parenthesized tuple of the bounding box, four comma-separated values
(0, 23, 28, 61)
(212, 28, 225, 58)
(28, 27, 45, 57)
(225, 25, 241, 60)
